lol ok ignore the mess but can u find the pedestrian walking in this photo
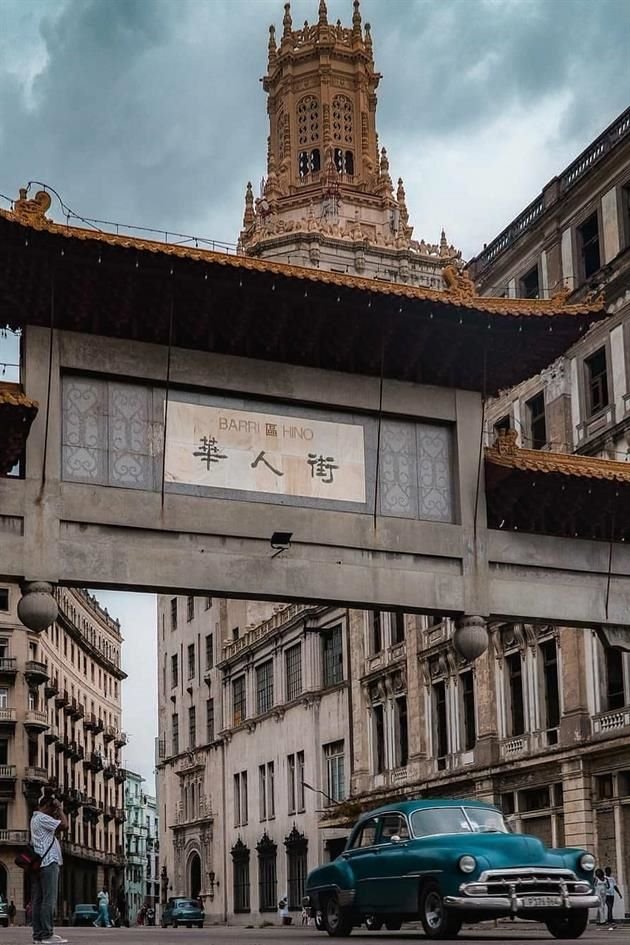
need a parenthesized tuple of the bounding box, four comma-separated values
(595, 869, 608, 925)
(605, 866, 623, 928)
(94, 887, 112, 927)
(8, 900, 16, 926)
(30, 787, 68, 945)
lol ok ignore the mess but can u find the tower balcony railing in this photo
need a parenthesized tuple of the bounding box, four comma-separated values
(592, 707, 630, 734)
(0, 829, 29, 845)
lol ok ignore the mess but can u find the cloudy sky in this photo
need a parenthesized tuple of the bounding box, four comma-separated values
(2, 0, 629, 789)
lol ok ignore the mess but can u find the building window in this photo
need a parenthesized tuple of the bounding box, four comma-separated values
(0, 739, 8, 765)
(188, 706, 196, 749)
(333, 148, 354, 175)
(171, 713, 179, 755)
(460, 670, 476, 751)
(394, 696, 409, 767)
(231, 840, 250, 913)
(605, 648, 625, 711)
(259, 764, 267, 821)
(171, 654, 178, 689)
(324, 740, 345, 804)
(433, 680, 448, 759)
(0, 589, 8, 611)
(370, 611, 383, 654)
(623, 183, 630, 248)
(578, 211, 601, 279)
(519, 264, 540, 299)
(232, 676, 246, 727)
(257, 834, 277, 912)
(372, 703, 385, 774)
(540, 639, 560, 730)
(187, 595, 195, 622)
(392, 612, 405, 645)
(205, 596, 212, 610)
(256, 660, 274, 715)
(285, 644, 302, 701)
(232, 626, 239, 642)
(506, 652, 525, 736)
(322, 626, 343, 687)
(205, 634, 213, 671)
(288, 754, 296, 815)
(296, 751, 305, 812)
(267, 762, 275, 818)
(234, 771, 248, 827)
(187, 644, 195, 680)
(527, 392, 547, 450)
(170, 598, 177, 631)
(285, 826, 308, 911)
(0, 803, 7, 830)
(585, 347, 609, 416)
(259, 762, 275, 820)
(206, 698, 215, 743)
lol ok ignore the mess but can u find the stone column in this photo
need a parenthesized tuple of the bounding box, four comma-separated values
(559, 628, 591, 744)
(473, 640, 499, 767)
(562, 757, 594, 850)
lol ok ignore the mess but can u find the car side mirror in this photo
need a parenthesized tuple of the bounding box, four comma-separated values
(390, 835, 401, 844)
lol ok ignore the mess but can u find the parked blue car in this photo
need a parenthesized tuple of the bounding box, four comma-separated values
(305, 799, 597, 939)
(160, 897, 204, 929)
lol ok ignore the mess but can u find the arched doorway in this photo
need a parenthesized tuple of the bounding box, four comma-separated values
(189, 853, 201, 900)
(0, 863, 7, 900)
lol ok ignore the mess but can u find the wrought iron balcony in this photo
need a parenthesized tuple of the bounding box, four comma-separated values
(103, 725, 116, 743)
(85, 751, 104, 774)
(103, 764, 116, 780)
(44, 678, 59, 699)
(24, 660, 49, 687)
(55, 689, 69, 710)
(114, 730, 127, 748)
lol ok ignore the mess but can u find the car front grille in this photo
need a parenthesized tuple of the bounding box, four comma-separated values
(475, 868, 582, 896)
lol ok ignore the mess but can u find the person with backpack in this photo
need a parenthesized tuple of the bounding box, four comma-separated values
(30, 788, 68, 945)
(605, 866, 623, 927)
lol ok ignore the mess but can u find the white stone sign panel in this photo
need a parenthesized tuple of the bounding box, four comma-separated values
(164, 401, 366, 503)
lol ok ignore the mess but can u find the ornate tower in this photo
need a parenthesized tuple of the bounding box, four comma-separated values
(239, 0, 461, 285)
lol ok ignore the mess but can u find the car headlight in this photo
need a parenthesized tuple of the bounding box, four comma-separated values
(579, 853, 595, 871)
(459, 855, 477, 873)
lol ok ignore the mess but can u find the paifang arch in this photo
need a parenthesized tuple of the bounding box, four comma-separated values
(2, 198, 630, 650)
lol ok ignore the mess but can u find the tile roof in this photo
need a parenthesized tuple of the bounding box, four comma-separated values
(485, 430, 630, 483)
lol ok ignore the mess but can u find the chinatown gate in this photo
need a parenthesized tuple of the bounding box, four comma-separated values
(2, 191, 630, 659)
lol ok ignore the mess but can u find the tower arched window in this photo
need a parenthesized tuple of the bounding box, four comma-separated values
(277, 111, 287, 161)
(297, 95, 320, 179)
(332, 94, 353, 144)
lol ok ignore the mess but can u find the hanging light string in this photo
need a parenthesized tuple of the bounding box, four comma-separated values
(0, 181, 237, 255)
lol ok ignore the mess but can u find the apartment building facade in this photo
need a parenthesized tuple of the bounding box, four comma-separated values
(0, 582, 127, 920)
(124, 771, 158, 922)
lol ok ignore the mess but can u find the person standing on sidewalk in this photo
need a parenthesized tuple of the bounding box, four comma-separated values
(30, 788, 69, 945)
(605, 866, 623, 928)
(595, 869, 608, 925)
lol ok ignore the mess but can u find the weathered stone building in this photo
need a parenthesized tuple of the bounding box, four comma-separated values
(0, 582, 127, 921)
(124, 771, 158, 922)
(154, 1, 630, 926)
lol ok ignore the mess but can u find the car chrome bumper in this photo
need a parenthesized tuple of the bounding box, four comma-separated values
(444, 895, 599, 913)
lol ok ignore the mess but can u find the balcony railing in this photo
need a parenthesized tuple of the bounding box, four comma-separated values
(222, 603, 314, 660)
(0, 764, 17, 779)
(592, 707, 630, 734)
(0, 707, 17, 723)
(0, 657, 17, 674)
(0, 828, 29, 845)
(114, 730, 127, 748)
(24, 660, 49, 685)
(24, 766, 48, 781)
(24, 709, 50, 730)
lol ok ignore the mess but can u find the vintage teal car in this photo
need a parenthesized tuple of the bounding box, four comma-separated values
(305, 799, 598, 939)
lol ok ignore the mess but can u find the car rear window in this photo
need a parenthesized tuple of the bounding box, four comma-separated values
(177, 900, 200, 908)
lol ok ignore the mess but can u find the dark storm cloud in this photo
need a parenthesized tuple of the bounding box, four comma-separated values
(0, 0, 628, 250)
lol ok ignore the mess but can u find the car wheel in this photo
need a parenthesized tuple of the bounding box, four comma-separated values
(385, 919, 402, 931)
(324, 894, 353, 937)
(197, 922, 204, 928)
(420, 881, 462, 939)
(173, 920, 179, 928)
(161, 921, 167, 928)
(545, 910, 589, 939)
(365, 915, 383, 931)
(186, 924, 192, 929)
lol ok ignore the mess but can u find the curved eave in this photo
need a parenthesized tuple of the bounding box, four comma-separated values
(0, 385, 39, 476)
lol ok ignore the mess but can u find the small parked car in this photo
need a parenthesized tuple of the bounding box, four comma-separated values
(304, 799, 598, 939)
(0, 898, 8, 928)
(161, 897, 205, 929)
(71, 903, 100, 926)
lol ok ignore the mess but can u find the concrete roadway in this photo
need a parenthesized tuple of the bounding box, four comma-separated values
(2, 926, 628, 945)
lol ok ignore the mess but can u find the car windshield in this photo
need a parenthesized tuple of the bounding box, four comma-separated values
(411, 806, 509, 837)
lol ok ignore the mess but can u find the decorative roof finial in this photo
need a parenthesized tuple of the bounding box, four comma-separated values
(440, 228, 449, 256)
(352, 0, 362, 38)
(283, 2, 292, 37)
(268, 24, 277, 59)
(396, 177, 406, 204)
(364, 21, 373, 55)
(242, 182, 255, 229)
(318, 0, 328, 26)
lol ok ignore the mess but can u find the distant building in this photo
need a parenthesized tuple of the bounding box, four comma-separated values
(0, 583, 127, 921)
(124, 771, 157, 922)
